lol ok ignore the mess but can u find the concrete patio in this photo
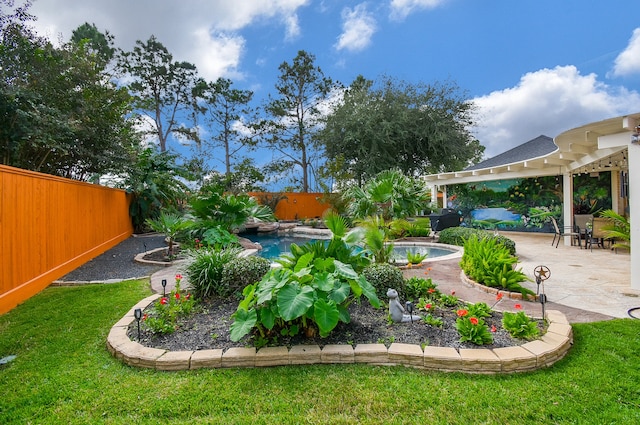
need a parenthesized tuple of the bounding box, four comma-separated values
(504, 232, 637, 320)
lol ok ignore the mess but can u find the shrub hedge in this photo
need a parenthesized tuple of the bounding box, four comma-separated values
(438, 227, 516, 256)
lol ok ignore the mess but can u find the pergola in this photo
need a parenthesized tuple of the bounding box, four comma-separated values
(423, 112, 640, 290)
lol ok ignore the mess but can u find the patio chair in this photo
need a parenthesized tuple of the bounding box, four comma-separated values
(550, 216, 581, 248)
(586, 217, 612, 251)
(573, 214, 594, 247)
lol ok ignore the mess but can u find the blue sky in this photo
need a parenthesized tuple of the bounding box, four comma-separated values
(30, 0, 640, 182)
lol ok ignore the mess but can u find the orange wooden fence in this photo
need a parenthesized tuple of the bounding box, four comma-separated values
(0, 165, 133, 314)
(249, 192, 332, 221)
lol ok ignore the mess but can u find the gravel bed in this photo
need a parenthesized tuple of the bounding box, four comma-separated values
(58, 234, 167, 282)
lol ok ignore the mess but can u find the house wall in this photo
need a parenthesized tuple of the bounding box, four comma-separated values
(0, 165, 133, 314)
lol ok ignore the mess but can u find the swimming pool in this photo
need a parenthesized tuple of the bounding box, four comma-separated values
(244, 233, 461, 262)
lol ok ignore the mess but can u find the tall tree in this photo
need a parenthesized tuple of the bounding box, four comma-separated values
(194, 77, 258, 177)
(0, 17, 135, 179)
(262, 50, 339, 192)
(118, 35, 199, 152)
(319, 75, 484, 186)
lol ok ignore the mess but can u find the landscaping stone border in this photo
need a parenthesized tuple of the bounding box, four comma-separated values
(107, 294, 573, 374)
(460, 271, 539, 302)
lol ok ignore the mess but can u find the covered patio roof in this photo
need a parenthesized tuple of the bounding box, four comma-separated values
(422, 112, 640, 290)
(423, 113, 639, 186)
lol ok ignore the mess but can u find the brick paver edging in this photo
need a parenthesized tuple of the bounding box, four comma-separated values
(107, 294, 573, 373)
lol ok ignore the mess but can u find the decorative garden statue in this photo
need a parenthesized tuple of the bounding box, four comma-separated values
(387, 288, 421, 323)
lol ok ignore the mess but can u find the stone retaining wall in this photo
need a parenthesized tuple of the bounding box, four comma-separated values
(107, 294, 573, 373)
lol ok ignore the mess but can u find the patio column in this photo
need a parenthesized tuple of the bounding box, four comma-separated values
(431, 185, 438, 209)
(628, 144, 639, 290)
(562, 171, 574, 246)
(441, 186, 447, 209)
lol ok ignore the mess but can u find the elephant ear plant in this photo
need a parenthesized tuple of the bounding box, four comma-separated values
(230, 254, 380, 342)
(230, 210, 380, 343)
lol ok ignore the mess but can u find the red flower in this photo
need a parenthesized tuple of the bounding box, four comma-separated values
(175, 274, 182, 280)
(514, 303, 522, 310)
(470, 317, 479, 325)
(496, 293, 504, 301)
(491, 325, 497, 332)
(174, 292, 180, 300)
(428, 288, 435, 294)
(142, 313, 148, 321)
(186, 294, 191, 300)
(456, 309, 468, 317)
(425, 303, 432, 310)
(160, 297, 168, 305)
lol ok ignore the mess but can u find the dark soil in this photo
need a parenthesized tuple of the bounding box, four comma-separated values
(129, 297, 543, 352)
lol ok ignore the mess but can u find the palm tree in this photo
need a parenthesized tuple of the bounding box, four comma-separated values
(145, 212, 191, 258)
(599, 209, 630, 251)
(344, 169, 429, 221)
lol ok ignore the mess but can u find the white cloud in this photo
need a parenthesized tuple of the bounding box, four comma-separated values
(29, 0, 309, 81)
(335, 3, 377, 52)
(472, 65, 640, 158)
(389, 0, 447, 21)
(611, 28, 640, 77)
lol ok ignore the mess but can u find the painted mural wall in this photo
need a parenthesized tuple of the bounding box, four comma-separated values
(448, 172, 613, 233)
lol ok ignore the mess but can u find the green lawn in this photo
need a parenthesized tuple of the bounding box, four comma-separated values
(1, 280, 638, 424)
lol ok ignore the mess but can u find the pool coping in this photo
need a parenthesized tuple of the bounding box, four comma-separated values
(108, 294, 572, 374)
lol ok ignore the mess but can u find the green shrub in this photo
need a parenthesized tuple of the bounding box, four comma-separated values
(220, 255, 272, 298)
(403, 277, 437, 301)
(184, 247, 242, 299)
(362, 263, 405, 298)
(455, 313, 494, 345)
(459, 235, 533, 296)
(502, 311, 540, 340)
(466, 302, 492, 318)
(438, 227, 516, 256)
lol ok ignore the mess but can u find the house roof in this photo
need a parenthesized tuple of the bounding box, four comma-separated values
(465, 135, 557, 171)
(422, 113, 640, 186)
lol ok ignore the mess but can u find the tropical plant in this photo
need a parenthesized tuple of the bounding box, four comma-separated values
(145, 212, 190, 258)
(183, 247, 242, 299)
(599, 209, 630, 251)
(188, 186, 275, 235)
(459, 235, 533, 296)
(343, 169, 430, 221)
(356, 216, 395, 264)
(118, 148, 191, 232)
(438, 227, 516, 256)
(406, 250, 428, 265)
(502, 310, 540, 340)
(277, 211, 370, 273)
(230, 254, 381, 341)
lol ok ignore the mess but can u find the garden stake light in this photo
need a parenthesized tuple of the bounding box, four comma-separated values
(161, 279, 167, 297)
(134, 308, 142, 341)
(405, 301, 414, 323)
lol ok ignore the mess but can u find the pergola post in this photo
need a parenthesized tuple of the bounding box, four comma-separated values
(628, 143, 639, 290)
(562, 171, 574, 246)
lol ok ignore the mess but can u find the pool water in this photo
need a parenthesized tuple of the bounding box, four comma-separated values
(245, 234, 327, 260)
(244, 233, 457, 262)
